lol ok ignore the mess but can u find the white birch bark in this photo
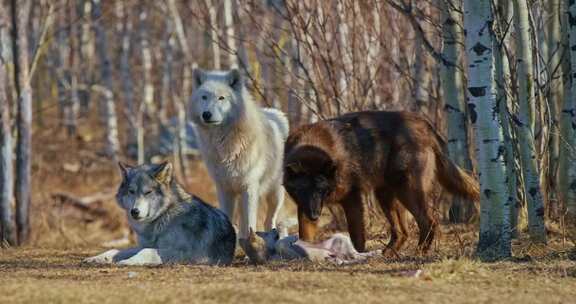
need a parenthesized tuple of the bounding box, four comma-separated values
(561, 0, 576, 241)
(464, 0, 512, 259)
(441, 0, 474, 222)
(223, 0, 237, 68)
(543, 0, 563, 219)
(0, 3, 15, 246)
(92, 0, 120, 160)
(494, 0, 522, 237)
(205, 0, 221, 69)
(413, 0, 431, 114)
(336, 0, 351, 114)
(11, 0, 32, 244)
(116, 0, 136, 151)
(512, 0, 547, 243)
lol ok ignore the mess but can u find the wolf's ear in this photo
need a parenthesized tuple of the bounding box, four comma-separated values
(193, 69, 206, 87)
(227, 69, 243, 91)
(285, 162, 304, 175)
(152, 161, 173, 184)
(118, 162, 133, 179)
(248, 227, 257, 242)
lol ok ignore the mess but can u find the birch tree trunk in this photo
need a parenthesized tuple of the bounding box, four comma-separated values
(205, 0, 221, 69)
(512, 0, 547, 243)
(79, 0, 93, 113)
(561, 0, 576, 242)
(413, 0, 431, 114)
(11, 0, 32, 245)
(494, 0, 521, 237)
(68, 1, 79, 136)
(547, 0, 563, 184)
(223, 0, 237, 68)
(0, 2, 15, 246)
(116, 0, 136, 153)
(441, 0, 474, 223)
(464, 0, 512, 259)
(92, 0, 120, 160)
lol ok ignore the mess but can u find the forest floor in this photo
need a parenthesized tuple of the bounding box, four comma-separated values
(1, 246, 576, 304)
(2, 110, 576, 303)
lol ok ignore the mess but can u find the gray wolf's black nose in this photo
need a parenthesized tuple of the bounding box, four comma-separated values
(202, 111, 212, 121)
(130, 208, 140, 219)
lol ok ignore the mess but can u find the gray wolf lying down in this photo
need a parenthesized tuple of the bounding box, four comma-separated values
(83, 162, 236, 266)
(240, 228, 381, 265)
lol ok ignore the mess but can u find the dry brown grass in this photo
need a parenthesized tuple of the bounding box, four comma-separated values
(1, 247, 576, 304)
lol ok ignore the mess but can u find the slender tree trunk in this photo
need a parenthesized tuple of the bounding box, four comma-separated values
(0, 2, 15, 246)
(139, 6, 155, 117)
(441, 0, 474, 223)
(205, 0, 221, 69)
(336, 0, 351, 115)
(413, 0, 431, 114)
(464, 0, 512, 259)
(11, 0, 32, 245)
(512, 0, 547, 243)
(79, 0, 93, 113)
(494, 0, 521, 237)
(92, 0, 120, 160)
(561, 0, 576, 242)
(365, 1, 382, 108)
(116, 0, 136, 154)
(546, 0, 563, 220)
(67, 1, 79, 136)
(223, 0, 237, 68)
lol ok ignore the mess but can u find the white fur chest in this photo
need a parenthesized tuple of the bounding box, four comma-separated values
(197, 127, 264, 191)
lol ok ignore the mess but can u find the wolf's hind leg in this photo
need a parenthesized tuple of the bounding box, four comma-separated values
(82, 247, 141, 264)
(117, 248, 163, 266)
(376, 188, 407, 256)
(264, 185, 285, 230)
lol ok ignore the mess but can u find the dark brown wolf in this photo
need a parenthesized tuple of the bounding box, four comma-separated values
(283, 111, 479, 254)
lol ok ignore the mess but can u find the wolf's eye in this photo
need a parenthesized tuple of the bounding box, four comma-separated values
(128, 189, 136, 195)
(144, 190, 153, 196)
(202, 95, 207, 100)
(218, 96, 225, 101)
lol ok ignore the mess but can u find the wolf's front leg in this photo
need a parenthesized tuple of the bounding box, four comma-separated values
(217, 187, 237, 224)
(239, 186, 259, 239)
(82, 247, 141, 264)
(117, 248, 163, 266)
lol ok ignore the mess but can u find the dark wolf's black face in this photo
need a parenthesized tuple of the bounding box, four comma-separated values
(283, 147, 336, 221)
(116, 162, 174, 223)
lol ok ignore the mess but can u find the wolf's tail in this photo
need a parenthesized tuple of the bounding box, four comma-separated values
(427, 121, 480, 202)
(434, 151, 480, 202)
(262, 108, 290, 139)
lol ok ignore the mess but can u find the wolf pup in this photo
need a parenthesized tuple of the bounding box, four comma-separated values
(188, 68, 289, 241)
(283, 111, 480, 254)
(83, 162, 236, 266)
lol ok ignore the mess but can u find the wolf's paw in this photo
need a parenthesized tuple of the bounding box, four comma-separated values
(82, 249, 120, 264)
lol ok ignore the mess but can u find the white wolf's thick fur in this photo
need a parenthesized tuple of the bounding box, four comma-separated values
(189, 69, 289, 239)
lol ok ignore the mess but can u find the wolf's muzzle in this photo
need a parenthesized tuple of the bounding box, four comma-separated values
(202, 111, 212, 122)
(130, 208, 140, 219)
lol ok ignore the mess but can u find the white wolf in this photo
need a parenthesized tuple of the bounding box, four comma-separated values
(188, 69, 289, 240)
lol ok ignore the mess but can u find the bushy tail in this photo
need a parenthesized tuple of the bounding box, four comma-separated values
(435, 151, 480, 201)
